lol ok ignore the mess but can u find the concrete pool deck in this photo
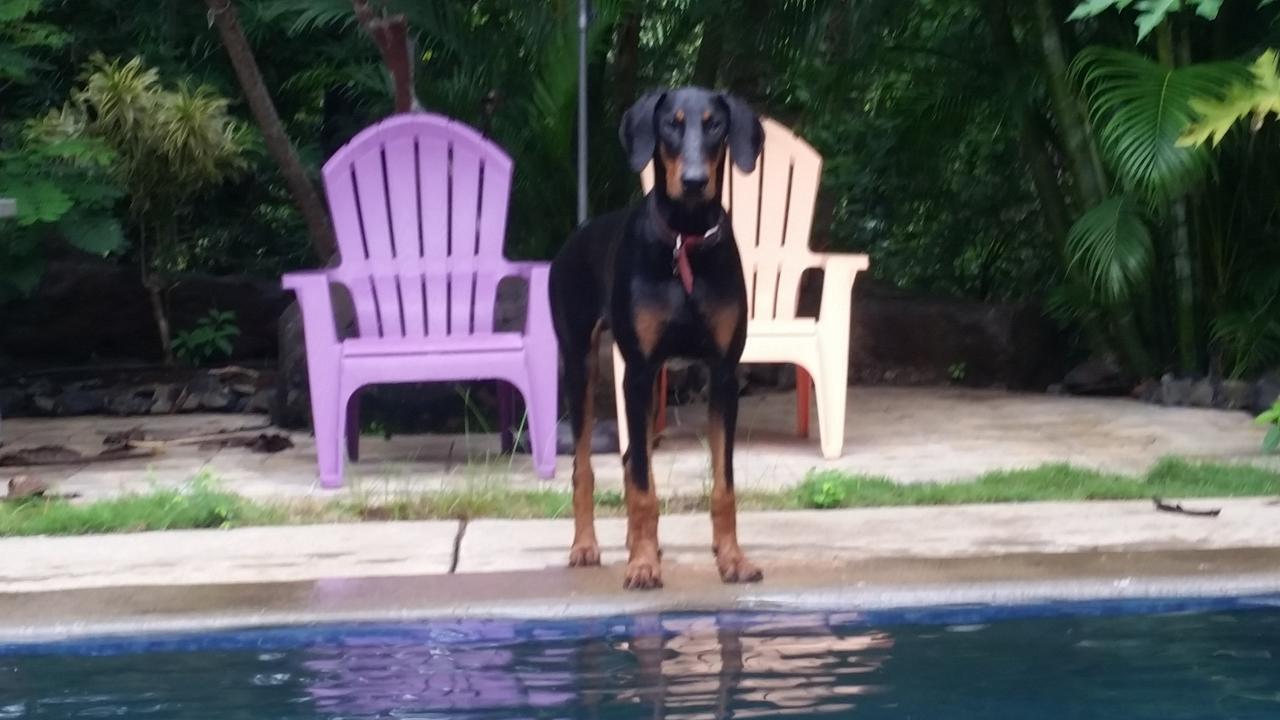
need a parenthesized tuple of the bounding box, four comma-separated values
(3, 386, 1279, 642)
(0, 387, 1273, 500)
(4, 498, 1280, 641)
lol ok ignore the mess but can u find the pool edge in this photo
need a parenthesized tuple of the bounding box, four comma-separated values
(4, 547, 1280, 644)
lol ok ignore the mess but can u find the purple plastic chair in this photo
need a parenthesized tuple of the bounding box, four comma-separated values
(283, 114, 558, 488)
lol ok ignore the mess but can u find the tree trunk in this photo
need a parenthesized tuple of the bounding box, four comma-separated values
(980, 0, 1071, 251)
(693, 0, 724, 88)
(1030, 0, 1107, 209)
(204, 0, 337, 262)
(145, 276, 175, 366)
(613, 6, 642, 107)
(1018, 109, 1072, 250)
(352, 0, 418, 113)
(1158, 19, 1198, 371)
(137, 223, 175, 365)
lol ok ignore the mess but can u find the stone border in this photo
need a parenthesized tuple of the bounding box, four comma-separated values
(4, 548, 1280, 645)
(0, 198, 14, 219)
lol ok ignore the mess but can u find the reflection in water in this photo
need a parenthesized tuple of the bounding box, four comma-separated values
(6, 605, 1280, 719)
(301, 613, 893, 718)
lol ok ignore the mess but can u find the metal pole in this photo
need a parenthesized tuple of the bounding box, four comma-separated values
(577, 0, 589, 226)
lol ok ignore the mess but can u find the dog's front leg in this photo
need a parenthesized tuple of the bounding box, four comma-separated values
(622, 361, 662, 590)
(708, 362, 762, 584)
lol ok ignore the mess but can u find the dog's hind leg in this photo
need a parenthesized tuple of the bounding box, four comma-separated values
(708, 362, 762, 584)
(566, 320, 605, 567)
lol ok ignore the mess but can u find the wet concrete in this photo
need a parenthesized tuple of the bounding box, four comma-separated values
(3, 548, 1280, 644)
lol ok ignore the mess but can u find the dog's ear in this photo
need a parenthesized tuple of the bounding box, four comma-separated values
(718, 93, 764, 173)
(619, 90, 666, 173)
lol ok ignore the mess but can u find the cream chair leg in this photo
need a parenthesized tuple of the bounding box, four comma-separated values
(815, 335, 850, 459)
(613, 344, 630, 456)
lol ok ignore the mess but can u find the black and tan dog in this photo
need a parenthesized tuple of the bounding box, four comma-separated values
(549, 87, 764, 590)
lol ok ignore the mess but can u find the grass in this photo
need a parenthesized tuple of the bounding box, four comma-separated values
(1, 459, 1277, 537)
(793, 458, 1280, 509)
(0, 473, 282, 537)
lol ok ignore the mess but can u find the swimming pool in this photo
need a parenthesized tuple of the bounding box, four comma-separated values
(3, 596, 1279, 719)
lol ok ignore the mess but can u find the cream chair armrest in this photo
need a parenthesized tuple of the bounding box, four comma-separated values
(814, 253, 868, 329)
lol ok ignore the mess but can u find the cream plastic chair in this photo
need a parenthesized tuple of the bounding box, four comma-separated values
(614, 118, 869, 459)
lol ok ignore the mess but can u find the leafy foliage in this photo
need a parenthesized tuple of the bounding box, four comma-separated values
(0, 0, 124, 298)
(48, 55, 249, 223)
(1069, 0, 1234, 41)
(1066, 195, 1152, 303)
(172, 309, 240, 366)
(1255, 399, 1280, 453)
(1073, 47, 1249, 205)
(1180, 49, 1280, 147)
(0, 0, 66, 83)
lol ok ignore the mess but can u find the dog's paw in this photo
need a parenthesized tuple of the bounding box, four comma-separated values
(624, 558, 664, 590)
(716, 552, 763, 584)
(568, 543, 601, 567)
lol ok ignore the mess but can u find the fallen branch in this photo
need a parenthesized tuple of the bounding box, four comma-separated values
(196, 433, 294, 453)
(1153, 497, 1221, 518)
(102, 423, 271, 448)
(0, 445, 159, 467)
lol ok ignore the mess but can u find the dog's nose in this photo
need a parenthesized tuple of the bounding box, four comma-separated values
(681, 172, 708, 195)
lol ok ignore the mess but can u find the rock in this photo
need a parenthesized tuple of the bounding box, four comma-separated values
(197, 388, 235, 411)
(246, 389, 274, 414)
(1189, 378, 1217, 408)
(1062, 356, 1130, 396)
(1131, 378, 1161, 403)
(105, 386, 156, 416)
(1161, 373, 1194, 406)
(178, 391, 203, 413)
(56, 389, 105, 415)
(1254, 373, 1280, 414)
(1221, 379, 1253, 410)
(31, 395, 56, 415)
(149, 385, 179, 414)
(185, 372, 223, 395)
(229, 383, 257, 396)
(1046, 383, 1065, 396)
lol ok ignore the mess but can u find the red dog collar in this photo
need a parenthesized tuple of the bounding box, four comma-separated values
(650, 199, 724, 294)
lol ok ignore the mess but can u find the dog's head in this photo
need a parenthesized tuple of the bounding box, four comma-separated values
(619, 87, 763, 206)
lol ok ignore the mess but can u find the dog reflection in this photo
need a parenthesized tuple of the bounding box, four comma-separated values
(301, 616, 893, 718)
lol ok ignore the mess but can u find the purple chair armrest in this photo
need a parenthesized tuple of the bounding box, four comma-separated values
(282, 270, 338, 348)
(504, 262, 554, 340)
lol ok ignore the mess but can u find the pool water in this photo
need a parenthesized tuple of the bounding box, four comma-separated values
(3, 598, 1280, 719)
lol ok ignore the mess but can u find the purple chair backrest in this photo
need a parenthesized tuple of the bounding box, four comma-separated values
(323, 114, 513, 340)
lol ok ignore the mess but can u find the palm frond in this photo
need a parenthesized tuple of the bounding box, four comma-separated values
(1066, 195, 1153, 303)
(1072, 47, 1251, 205)
(249, 0, 356, 36)
(1179, 49, 1280, 147)
(1211, 310, 1280, 378)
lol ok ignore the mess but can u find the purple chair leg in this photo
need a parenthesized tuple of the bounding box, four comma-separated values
(309, 362, 344, 490)
(525, 352, 559, 479)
